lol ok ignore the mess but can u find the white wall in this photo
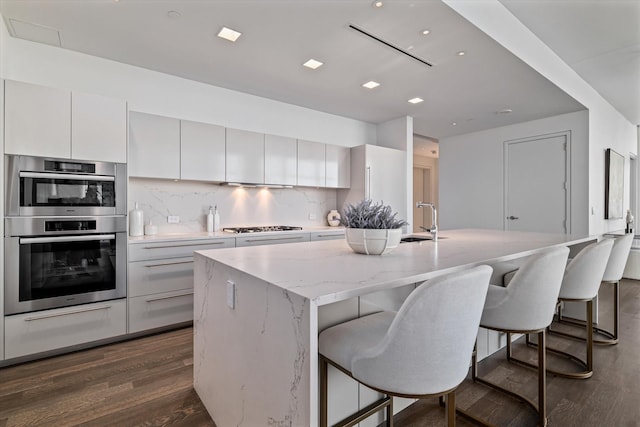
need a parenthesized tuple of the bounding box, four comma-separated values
(440, 111, 589, 233)
(443, 0, 638, 235)
(0, 16, 375, 147)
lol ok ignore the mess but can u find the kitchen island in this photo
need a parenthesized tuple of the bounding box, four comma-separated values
(193, 229, 593, 427)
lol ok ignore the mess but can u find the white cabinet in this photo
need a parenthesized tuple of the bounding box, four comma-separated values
(337, 144, 407, 227)
(265, 134, 297, 186)
(128, 238, 235, 333)
(297, 140, 326, 186)
(226, 128, 265, 183)
(0, 79, 4, 361)
(4, 80, 127, 162)
(326, 145, 351, 188)
(4, 300, 127, 359)
(129, 111, 180, 179)
(235, 233, 310, 247)
(180, 120, 226, 182)
(71, 91, 127, 163)
(4, 80, 71, 158)
(310, 230, 345, 241)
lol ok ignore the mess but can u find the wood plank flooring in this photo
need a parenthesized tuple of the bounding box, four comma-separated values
(0, 279, 638, 426)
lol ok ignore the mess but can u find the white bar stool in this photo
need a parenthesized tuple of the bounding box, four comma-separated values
(463, 246, 569, 427)
(517, 239, 613, 379)
(318, 265, 492, 427)
(558, 233, 633, 345)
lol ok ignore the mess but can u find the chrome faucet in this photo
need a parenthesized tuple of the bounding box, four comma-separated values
(416, 202, 438, 241)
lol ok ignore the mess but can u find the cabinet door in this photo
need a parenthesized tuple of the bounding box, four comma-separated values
(265, 134, 297, 185)
(235, 233, 310, 247)
(129, 238, 235, 262)
(129, 111, 180, 179)
(128, 256, 194, 297)
(4, 300, 127, 359)
(310, 230, 345, 241)
(226, 128, 265, 183)
(4, 80, 71, 158)
(129, 291, 193, 333)
(181, 120, 226, 182)
(366, 145, 406, 221)
(326, 144, 351, 188)
(297, 140, 326, 187)
(72, 91, 127, 163)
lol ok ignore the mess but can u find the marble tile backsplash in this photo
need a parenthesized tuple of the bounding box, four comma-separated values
(129, 178, 338, 234)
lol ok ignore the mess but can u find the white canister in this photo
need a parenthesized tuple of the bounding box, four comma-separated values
(129, 202, 144, 236)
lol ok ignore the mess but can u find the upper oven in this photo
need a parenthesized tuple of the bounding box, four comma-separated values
(5, 155, 126, 217)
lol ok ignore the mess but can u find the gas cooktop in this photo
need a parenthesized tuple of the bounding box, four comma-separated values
(222, 226, 303, 234)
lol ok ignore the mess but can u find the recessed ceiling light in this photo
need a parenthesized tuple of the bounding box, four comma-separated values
(362, 81, 380, 89)
(303, 59, 323, 69)
(217, 26, 242, 42)
(422, 29, 430, 35)
(497, 108, 513, 114)
(408, 97, 424, 104)
(372, 1, 384, 8)
(457, 51, 465, 56)
(452, 122, 458, 126)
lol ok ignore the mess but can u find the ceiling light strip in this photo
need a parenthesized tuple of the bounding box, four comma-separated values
(348, 23, 433, 68)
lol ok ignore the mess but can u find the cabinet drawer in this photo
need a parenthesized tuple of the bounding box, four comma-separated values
(310, 231, 345, 241)
(129, 238, 235, 261)
(128, 291, 193, 333)
(235, 233, 310, 247)
(4, 300, 127, 359)
(128, 256, 194, 297)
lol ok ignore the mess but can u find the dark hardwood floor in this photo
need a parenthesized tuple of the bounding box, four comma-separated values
(0, 279, 638, 426)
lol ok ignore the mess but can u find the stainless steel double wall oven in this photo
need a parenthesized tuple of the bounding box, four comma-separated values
(4, 155, 127, 315)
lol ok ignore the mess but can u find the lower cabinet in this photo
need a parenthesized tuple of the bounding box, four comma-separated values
(310, 230, 345, 241)
(235, 232, 310, 247)
(128, 238, 235, 334)
(4, 299, 127, 359)
(129, 291, 194, 334)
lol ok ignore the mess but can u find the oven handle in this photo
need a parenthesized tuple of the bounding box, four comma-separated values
(19, 171, 115, 182)
(20, 234, 116, 244)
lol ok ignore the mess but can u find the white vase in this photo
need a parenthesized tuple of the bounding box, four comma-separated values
(345, 228, 402, 255)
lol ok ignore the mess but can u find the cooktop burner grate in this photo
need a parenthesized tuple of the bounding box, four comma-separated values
(222, 226, 303, 234)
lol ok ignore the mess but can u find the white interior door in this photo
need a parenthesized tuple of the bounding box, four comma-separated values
(505, 132, 570, 233)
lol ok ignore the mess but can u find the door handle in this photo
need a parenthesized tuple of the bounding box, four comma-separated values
(507, 216, 519, 220)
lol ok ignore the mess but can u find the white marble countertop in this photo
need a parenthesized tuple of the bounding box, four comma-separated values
(128, 226, 344, 244)
(195, 228, 594, 305)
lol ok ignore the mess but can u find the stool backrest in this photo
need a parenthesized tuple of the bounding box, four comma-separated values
(482, 246, 569, 331)
(602, 233, 633, 282)
(351, 265, 492, 396)
(560, 239, 614, 300)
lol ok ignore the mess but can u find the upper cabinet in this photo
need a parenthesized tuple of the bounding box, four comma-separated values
(297, 140, 326, 187)
(181, 120, 226, 182)
(71, 91, 127, 163)
(325, 144, 350, 188)
(5, 80, 71, 159)
(4, 80, 127, 163)
(129, 111, 180, 179)
(265, 134, 297, 186)
(226, 128, 264, 183)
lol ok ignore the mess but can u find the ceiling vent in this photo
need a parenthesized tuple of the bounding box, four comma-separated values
(348, 23, 432, 68)
(5, 18, 62, 47)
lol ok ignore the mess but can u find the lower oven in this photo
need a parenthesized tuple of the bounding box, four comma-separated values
(4, 216, 127, 315)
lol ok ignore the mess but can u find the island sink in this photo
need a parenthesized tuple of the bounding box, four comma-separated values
(400, 235, 447, 243)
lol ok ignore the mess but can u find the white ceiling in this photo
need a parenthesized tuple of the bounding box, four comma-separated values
(500, 0, 640, 129)
(1, 0, 632, 154)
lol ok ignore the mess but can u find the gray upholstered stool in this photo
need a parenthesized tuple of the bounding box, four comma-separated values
(517, 239, 614, 379)
(464, 246, 569, 427)
(318, 265, 492, 427)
